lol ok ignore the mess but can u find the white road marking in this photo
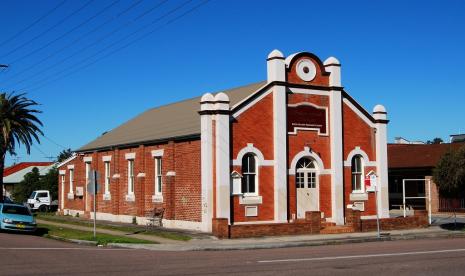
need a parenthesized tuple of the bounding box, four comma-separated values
(258, 248, 465, 263)
(0, 247, 134, 250)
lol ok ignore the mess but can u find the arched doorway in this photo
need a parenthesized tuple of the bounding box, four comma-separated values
(296, 157, 319, 218)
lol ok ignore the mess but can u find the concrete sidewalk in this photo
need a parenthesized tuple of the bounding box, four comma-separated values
(36, 219, 183, 244)
(109, 226, 465, 251)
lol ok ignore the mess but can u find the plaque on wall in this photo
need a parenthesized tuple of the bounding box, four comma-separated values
(287, 103, 328, 135)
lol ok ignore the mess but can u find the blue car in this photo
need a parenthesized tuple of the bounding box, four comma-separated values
(0, 203, 37, 232)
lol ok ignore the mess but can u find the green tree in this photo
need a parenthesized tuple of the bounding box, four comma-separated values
(426, 137, 444, 144)
(433, 145, 465, 198)
(12, 166, 58, 203)
(57, 148, 73, 163)
(12, 167, 41, 204)
(1, 93, 43, 202)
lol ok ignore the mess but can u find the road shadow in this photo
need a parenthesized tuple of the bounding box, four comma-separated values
(440, 223, 465, 231)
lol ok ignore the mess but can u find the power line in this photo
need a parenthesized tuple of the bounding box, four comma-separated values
(5, 0, 170, 89)
(22, 0, 210, 93)
(32, 144, 55, 161)
(7, 0, 121, 65)
(0, 0, 144, 85)
(43, 135, 68, 150)
(0, 0, 95, 59)
(0, 0, 67, 47)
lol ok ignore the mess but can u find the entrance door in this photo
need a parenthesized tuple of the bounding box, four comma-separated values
(296, 157, 319, 219)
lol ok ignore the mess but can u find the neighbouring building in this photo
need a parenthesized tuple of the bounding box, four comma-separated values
(450, 134, 465, 143)
(58, 50, 393, 235)
(388, 142, 465, 212)
(2, 162, 54, 199)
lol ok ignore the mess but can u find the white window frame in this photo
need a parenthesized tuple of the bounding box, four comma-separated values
(104, 161, 111, 195)
(69, 169, 74, 194)
(154, 157, 162, 196)
(241, 153, 258, 196)
(351, 155, 364, 193)
(127, 159, 135, 195)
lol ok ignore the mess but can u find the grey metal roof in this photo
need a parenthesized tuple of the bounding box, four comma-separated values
(78, 81, 266, 152)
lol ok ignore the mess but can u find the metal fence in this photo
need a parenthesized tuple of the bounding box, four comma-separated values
(439, 198, 465, 212)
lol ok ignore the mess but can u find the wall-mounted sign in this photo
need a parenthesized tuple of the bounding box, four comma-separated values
(287, 103, 328, 135)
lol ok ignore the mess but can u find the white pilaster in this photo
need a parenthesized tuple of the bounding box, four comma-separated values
(214, 93, 231, 222)
(200, 93, 214, 232)
(267, 49, 288, 222)
(325, 57, 344, 225)
(373, 105, 390, 218)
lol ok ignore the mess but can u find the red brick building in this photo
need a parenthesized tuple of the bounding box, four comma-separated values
(58, 50, 390, 234)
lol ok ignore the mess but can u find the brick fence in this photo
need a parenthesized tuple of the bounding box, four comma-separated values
(346, 208, 429, 232)
(212, 211, 321, 239)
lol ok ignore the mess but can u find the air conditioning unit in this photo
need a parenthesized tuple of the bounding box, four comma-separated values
(75, 187, 84, 196)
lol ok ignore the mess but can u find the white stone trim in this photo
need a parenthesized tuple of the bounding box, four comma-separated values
(375, 121, 390, 218)
(67, 193, 74, 199)
(112, 174, 120, 179)
(200, 113, 213, 232)
(349, 192, 368, 201)
(344, 147, 377, 167)
(232, 143, 274, 166)
(245, 206, 258, 217)
(239, 195, 263, 205)
(232, 88, 273, 118)
(67, 165, 74, 169)
(152, 194, 163, 203)
(59, 170, 66, 175)
(125, 194, 135, 202)
(102, 155, 112, 162)
(83, 156, 92, 163)
(215, 109, 231, 222)
(151, 149, 164, 157)
(288, 87, 331, 96)
(166, 171, 176, 176)
(233, 220, 287, 225)
(125, 152, 136, 160)
(137, 172, 146, 178)
(361, 215, 378, 220)
(56, 153, 77, 168)
(289, 147, 331, 175)
(342, 98, 375, 128)
(103, 193, 111, 201)
(287, 102, 329, 136)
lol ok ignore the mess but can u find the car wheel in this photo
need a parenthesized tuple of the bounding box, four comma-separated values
(38, 205, 49, 213)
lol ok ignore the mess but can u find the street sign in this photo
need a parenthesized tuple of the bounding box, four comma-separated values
(87, 170, 100, 195)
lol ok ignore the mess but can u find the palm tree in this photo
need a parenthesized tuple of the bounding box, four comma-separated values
(1, 93, 43, 202)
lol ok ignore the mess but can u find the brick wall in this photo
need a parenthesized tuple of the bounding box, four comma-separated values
(58, 139, 201, 223)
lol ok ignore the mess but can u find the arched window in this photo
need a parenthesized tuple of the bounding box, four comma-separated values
(296, 158, 316, 189)
(351, 155, 363, 192)
(241, 153, 257, 195)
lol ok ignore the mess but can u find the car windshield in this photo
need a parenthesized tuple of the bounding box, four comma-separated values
(2, 205, 31, 216)
(29, 192, 37, 199)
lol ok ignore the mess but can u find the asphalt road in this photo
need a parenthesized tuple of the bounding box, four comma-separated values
(1, 232, 465, 275)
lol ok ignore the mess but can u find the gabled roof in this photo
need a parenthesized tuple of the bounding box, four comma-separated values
(78, 81, 266, 152)
(388, 142, 465, 169)
(3, 162, 55, 184)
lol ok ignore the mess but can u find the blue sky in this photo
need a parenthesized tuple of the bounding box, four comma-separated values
(1, 0, 464, 166)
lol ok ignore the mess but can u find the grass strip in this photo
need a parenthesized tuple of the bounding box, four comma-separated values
(37, 223, 156, 245)
(37, 213, 192, 241)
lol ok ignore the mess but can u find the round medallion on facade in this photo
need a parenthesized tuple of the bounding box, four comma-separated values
(296, 59, 317, 82)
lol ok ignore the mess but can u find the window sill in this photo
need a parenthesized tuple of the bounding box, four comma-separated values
(125, 194, 135, 202)
(349, 192, 368, 201)
(103, 193, 111, 201)
(239, 195, 262, 205)
(152, 194, 163, 203)
(67, 193, 74, 200)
